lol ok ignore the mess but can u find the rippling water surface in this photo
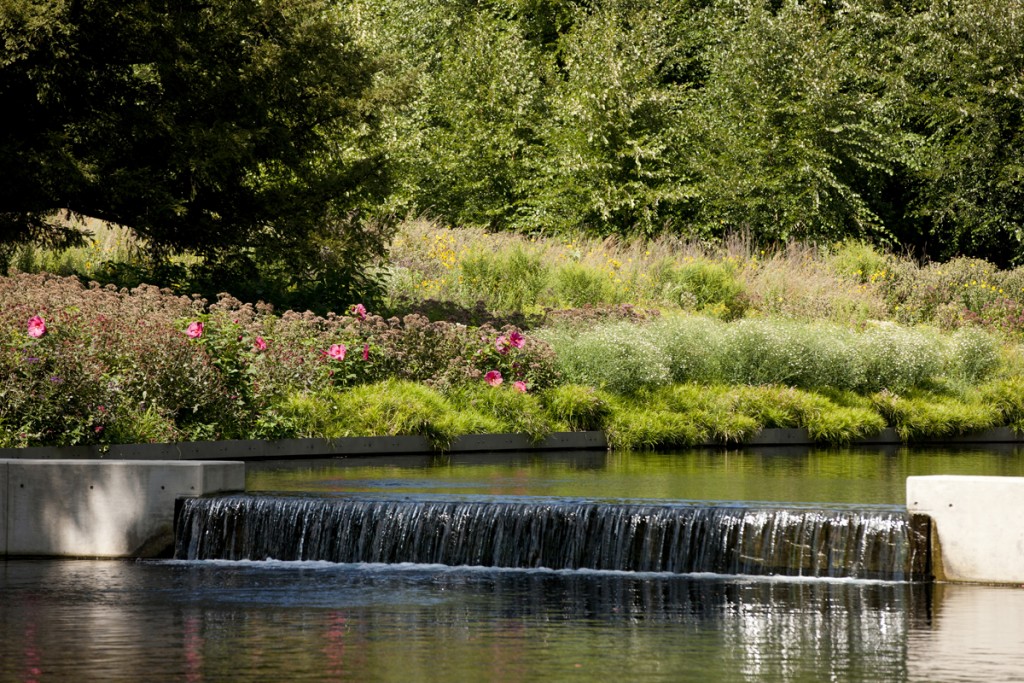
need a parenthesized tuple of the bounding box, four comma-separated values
(3, 446, 1024, 681)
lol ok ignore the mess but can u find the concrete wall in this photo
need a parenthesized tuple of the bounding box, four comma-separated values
(907, 475, 1024, 584)
(2, 428, 1024, 462)
(1, 460, 244, 558)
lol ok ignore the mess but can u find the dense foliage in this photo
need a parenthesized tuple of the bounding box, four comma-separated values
(5, 0, 1024, 302)
(364, 0, 1024, 264)
(1, 0, 389, 308)
(3, 266, 1024, 450)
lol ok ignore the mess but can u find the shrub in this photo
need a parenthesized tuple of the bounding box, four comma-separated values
(540, 321, 670, 395)
(944, 327, 1001, 383)
(647, 315, 727, 384)
(858, 324, 944, 392)
(718, 319, 864, 391)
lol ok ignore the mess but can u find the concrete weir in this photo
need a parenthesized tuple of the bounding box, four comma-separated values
(907, 475, 1024, 585)
(0, 459, 244, 558)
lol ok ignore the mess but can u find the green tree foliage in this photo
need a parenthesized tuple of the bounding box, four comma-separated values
(687, 0, 908, 244)
(521, 0, 702, 235)
(361, 0, 1024, 262)
(897, 0, 1024, 262)
(1, 0, 388, 302)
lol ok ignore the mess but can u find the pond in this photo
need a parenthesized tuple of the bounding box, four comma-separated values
(3, 445, 1024, 682)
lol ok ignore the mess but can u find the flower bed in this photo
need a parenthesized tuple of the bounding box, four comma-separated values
(3, 272, 1023, 449)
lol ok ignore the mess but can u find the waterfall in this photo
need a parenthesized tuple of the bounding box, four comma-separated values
(175, 496, 927, 581)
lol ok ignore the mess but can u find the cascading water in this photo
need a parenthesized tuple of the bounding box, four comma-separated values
(175, 496, 929, 581)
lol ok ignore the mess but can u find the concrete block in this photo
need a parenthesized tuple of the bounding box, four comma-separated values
(0, 461, 7, 554)
(907, 475, 1024, 584)
(2, 460, 243, 558)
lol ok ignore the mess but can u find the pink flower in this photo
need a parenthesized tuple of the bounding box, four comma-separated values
(495, 336, 510, 354)
(254, 336, 267, 351)
(508, 331, 525, 349)
(327, 343, 347, 361)
(27, 315, 47, 338)
(513, 381, 527, 393)
(351, 303, 367, 320)
(362, 343, 370, 361)
(485, 370, 503, 386)
(186, 321, 204, 339)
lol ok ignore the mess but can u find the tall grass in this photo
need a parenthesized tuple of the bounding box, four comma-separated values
(384, 220, 1024, 340)
(540, 315, 1000, 395)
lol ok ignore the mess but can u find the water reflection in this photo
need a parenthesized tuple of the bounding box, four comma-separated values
(8, 558, 1017, 683)
(246, 446, 1024, 506)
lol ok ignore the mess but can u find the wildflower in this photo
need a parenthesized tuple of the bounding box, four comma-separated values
(485, 370, 503, 386)
(362, 344, 370, 361)
(513, 381, 527, 393)
(254, 336, 268, 352)
(186, 321, 204, 339)
(327, 344, 347, 361)
(27, 315, 46, 338)
(508, 331, 525, 349)
(351, 303, 368, 320)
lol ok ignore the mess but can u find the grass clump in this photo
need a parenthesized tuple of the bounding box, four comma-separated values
(276, 380, 462, 449)
(540, 384, 614, 432)
(871, 390, 1002, 441)
(604, 401, 710, 451)
(978, 377, 1024, 431)
(661, 259, 747, 319)
(447, 384, 555, 443)
(458, 247, 548, 313)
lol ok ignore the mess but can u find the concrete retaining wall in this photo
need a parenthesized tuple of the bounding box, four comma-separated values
(1, 460, 244, 558)
(2, 427, 1022, 462)
(907, 475, 1024, 584)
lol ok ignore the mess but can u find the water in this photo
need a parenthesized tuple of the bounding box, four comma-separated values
(4, 446, 1024, 681)
(176, 497, 923, 580)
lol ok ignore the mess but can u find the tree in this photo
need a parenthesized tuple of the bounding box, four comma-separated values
(896, 0, 1024, 264)
(1, 0, 387, 297)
